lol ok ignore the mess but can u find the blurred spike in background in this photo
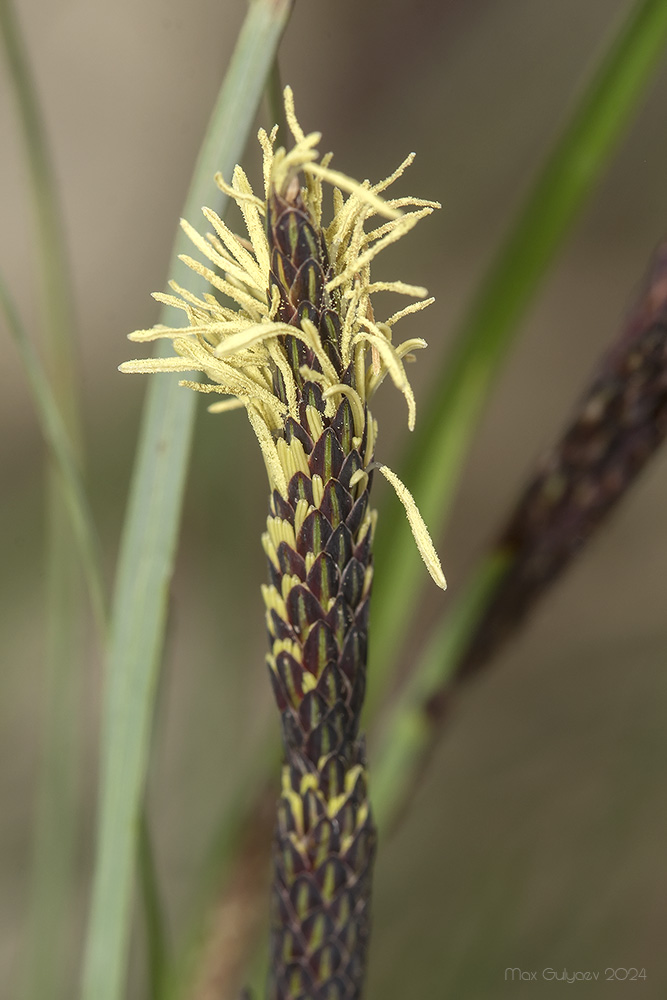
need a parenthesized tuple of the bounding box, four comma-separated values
(370, 239, 667, 838)
(455, 241, 667, 684)
(3, 2, 667, 999)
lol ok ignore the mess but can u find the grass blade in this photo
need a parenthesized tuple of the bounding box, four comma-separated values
(0, 275, 107, 634)
(0, 0, 78, 413)
(0, 3, 88, 998)
(80, 4, 294, 1000)
(139, 810, 169, 1000)
(371, 553, 508, 831)
(368, 0, 667, 711)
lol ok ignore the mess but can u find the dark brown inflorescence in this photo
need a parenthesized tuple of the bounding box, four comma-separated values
(457, 244, 667, 680)
(263, 181, 376, 1000)
(122, 88, 444, 1000)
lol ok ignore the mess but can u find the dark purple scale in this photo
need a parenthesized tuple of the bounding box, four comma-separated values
(266, 180, 376, 1000)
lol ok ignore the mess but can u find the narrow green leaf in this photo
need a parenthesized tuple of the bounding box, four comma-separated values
(368, 0, 667, 711)
(20, 494, 81, 1000)
(266, 56, 287, 150)
(371, 553, 509, 830)
(138, 810, 168, 1000)
(0, 275, 107, 634)
(0, 3, 86, 999)
(80, 3, 294, 1000)
(0, 0, 79, 426)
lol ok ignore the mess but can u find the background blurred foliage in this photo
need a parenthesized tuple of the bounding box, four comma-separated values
(2, 0, 667, 997)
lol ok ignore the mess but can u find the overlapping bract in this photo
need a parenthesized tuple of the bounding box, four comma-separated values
(261, 174, 377, 998)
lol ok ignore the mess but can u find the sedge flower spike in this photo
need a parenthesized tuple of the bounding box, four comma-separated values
(122, 86, 445, 999)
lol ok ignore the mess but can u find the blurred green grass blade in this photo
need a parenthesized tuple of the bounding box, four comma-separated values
(368, 0, 667, 710)
(267, 56, 287, 149)
(371, 553, 509, 830)
(0, 274, 107, 634)
(22, 496, 81, 1000)
(0, 0, 79, 426)
(139, 810, 168, 1000)
(0, 3, 88, 999)
(80, 3, 294, 1000)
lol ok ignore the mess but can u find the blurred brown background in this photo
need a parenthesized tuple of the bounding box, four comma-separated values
(2, 0, 667, 996)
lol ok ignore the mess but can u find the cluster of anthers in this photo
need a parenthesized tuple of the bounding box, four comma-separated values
(121, 88, 445, 591)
